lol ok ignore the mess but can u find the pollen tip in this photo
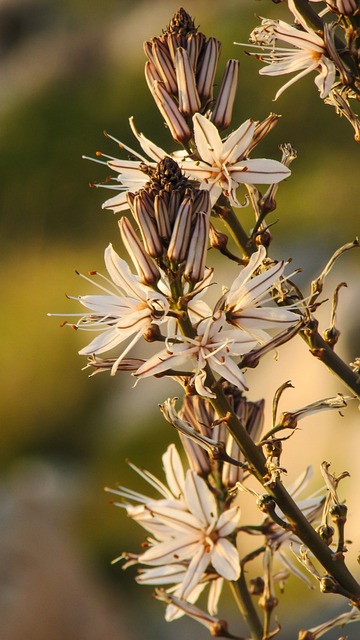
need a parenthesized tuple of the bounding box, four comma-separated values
(60, 321, 67, 327)
(88, 270, 97, 275)
(96, 151, 102, 157)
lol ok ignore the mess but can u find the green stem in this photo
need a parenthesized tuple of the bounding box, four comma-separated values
(214, 200, 253, 258)
(301, 325, 360, 399)
(229, 575, 263, 640)
(209, 375, 360, 601)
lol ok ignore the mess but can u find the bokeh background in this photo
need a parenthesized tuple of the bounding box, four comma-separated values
(1, 0, 360, 638)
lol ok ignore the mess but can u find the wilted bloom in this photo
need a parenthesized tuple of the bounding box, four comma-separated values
(108, 444, 241, 620)
(243, 6, 336, 100)
(215, 245, 301, 341)
(135, 312, 258, 397)
(49, 244, 169, 374)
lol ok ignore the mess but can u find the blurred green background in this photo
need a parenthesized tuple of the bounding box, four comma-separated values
(1, 0, 360, 638)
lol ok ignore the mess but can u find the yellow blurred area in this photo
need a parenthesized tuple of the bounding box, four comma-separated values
(1, 0, 360, 638)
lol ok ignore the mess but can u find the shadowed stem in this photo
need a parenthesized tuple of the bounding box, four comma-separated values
(229, 574, 263, 640)
(207, 370, 360, 603)
(301, 323, 360, 399)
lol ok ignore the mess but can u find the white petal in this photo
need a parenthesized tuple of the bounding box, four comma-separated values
(221, 119, 256, 163)
(193, 113, 223, 164)
(135, 344, 196, 378)
(207, 577, 224, 615)
(315, 57, 336, 98)
(140, 536, 200, 566)
(211, 538, 240, 581)
(209, 355, 249, 391)
(104, 244, 145, 298)
(162, 444, 186, 499)
(184, 470, 218, 527)
(78, 327, 128, 356)
(136, 564, 186, 585)
(129, 117, 168, 161)
(216, 505, 241, 537)
(231, 159, 291, 185)
(178, 544, 213, 599)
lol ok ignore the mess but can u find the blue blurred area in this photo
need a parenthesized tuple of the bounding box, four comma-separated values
(1, 0, 359, 638)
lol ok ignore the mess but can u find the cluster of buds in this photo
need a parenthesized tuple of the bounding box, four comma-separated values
(126, 157, 211, 283)
(144, 7, 239, 143)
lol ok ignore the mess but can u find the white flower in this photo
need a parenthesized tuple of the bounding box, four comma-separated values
(53, 243, 169, 374)
(87, 114, 290, 212)
(135, 312, 258, 397)
(181, 113, 291, 207)
(108, 444, 241, 620)
(244, 8, 336, 100)
(216, 245, 301, 342)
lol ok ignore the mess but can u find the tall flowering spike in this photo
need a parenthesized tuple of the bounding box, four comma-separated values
(49, 244, 169, 375)
(107, 444, 241, 620)
(242, 7, 336, 100)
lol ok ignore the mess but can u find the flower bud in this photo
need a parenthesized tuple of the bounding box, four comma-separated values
(152, 80, 192, 144)
(211, 59, 239, 131)
(133, 193, 163, 258)
(175, 47, 201, 116)
(196, 37, 221, 101)
(167, 195, 193, 263)
(184, 209, 210, 282)
(118, 216, 160, 285)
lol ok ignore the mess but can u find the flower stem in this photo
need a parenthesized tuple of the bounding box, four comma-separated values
(208, 374, 360, 602)
(301, 324, 360, 399)
(229, 574, 263, 640)
(214, 200, 253, 258)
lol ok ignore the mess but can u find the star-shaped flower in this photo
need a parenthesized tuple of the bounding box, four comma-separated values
(244, 4, 336, 100)
(182, 113, 291, 207)
(87, 114, 290, 212)
(135, 312, 258, 397)
(52, 243, 169, 374)
(215, 245, 301, 342)
(108, 444, 241, 620)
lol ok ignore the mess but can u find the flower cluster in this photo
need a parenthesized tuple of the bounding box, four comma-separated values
(51, 5, 360, 638)
(107, 443, 241, 622)
(240, 0, 360, 141)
